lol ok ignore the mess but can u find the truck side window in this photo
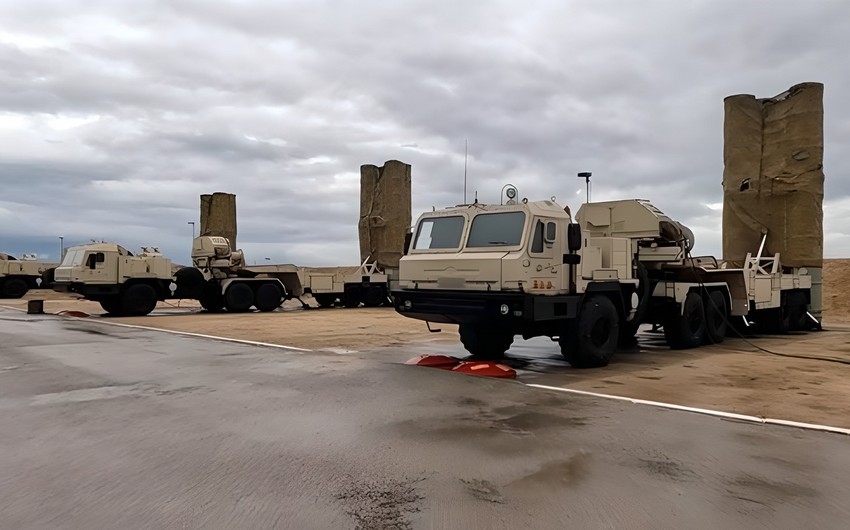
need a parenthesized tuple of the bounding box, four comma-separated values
(531, 221, 544, 253)
(96, 252, 105, 263)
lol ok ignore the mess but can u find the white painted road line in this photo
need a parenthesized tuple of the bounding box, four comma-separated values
(86, 319, 313, 352)
(527, 383, 850, 436)
(0, 306, 312, 352)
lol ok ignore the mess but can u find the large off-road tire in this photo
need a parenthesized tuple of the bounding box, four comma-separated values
(255, 283, 282, 312)
(362, 285, 386, 307)
(704, 290, 728, 344)
(560, 295, 619, 368)
(343, 285, 361, 308)
(224, 283, 254, 312)
(314, 294, 336, 308)
(99, 296, 123, 315)
(1, 278, 28, 299)
(458, 324, 514, 359)
(173, 267, 205, 299)
(664, 291, 705, 349)
(198, 286, 224, 312)
(120, 283, 158, 316)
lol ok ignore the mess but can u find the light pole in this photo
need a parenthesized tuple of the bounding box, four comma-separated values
(577, 172, 592, 203)
(187, 221, 195, 239)
(59, 236, 64, 260)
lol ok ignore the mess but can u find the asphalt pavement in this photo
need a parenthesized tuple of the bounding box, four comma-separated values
(1, 308, 849, 529)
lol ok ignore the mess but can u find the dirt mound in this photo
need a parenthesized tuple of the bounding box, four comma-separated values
(823, 259, 850, 320)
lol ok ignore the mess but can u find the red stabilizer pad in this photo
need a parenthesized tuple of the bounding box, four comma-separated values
(451, 361, 517, 378)
(405, 354, 462, 369)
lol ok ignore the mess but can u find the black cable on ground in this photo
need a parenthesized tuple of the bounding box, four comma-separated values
(683, 248, 850, 366)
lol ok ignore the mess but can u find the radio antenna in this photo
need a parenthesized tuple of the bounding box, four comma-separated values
(463, 138, 468, 204)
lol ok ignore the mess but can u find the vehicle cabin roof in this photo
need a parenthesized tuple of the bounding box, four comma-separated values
(66, 243, 134, 256)
(428, 200, 572, 220)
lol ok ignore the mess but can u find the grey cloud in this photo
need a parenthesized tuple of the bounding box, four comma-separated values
(1, 0, 849, 264)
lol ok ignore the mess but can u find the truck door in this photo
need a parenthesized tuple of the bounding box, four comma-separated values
(78, 251, 109, 284)
(527, 218, 564, 294)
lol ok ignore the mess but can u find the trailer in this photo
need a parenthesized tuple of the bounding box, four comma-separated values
(392, 196, 813, 367)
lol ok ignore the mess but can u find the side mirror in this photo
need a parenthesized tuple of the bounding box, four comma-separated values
(567, 223, 582, 252)
(563, 254, 581, 265)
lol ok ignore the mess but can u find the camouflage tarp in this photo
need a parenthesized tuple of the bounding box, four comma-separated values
(359, 160, 412, 270)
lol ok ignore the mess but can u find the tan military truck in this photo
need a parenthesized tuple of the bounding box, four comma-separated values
(0, 253, 55, 298)
(53, 237, 294, 315)
(392, 196, 812, 367)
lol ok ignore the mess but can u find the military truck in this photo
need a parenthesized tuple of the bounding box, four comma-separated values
(392, 196, 812, 367)
(53, 237, 294, 316)
(0, 253, 55, 298)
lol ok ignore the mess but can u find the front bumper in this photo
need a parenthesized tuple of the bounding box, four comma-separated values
(392, 288, 581, 325)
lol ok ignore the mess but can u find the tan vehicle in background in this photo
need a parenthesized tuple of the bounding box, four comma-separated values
(0, 252, 55, 299)
(53, 237, 294, 316)
(393, 192, 813, 367)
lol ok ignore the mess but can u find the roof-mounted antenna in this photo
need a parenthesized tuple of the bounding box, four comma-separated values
(463, 138, 468, 204)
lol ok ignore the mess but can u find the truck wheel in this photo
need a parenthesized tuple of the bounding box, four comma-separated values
(315, 294, 336, 308)
(121, 284, 158, 316)
(1, 278, 28, 299)
(560, 295, 619, 368)
(664, 291, 705, 349)
(458, 324, 514, 359)
(199, 287, 224, 312)
(343, 285, 361, 308)
(255, 283, 282, 312)
(363, 286, 385, 307)
(704, 291, 728, 344)
(225, 283, 254, 312)
(99, 296, 123, 315)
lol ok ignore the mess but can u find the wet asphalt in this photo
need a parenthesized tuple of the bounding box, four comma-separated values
(1, 308, 849, 529)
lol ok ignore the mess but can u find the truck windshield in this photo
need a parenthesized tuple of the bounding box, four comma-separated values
(413, 216, 464, 250)
(466, 212, 526, 248)
(60, 250, 84, 267)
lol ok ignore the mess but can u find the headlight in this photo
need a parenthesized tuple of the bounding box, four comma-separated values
(403, 300, 413, 310)
(500, 304, 510, 315)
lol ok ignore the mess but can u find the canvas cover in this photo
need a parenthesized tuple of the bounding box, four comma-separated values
(200, 192, 238, 251)
(722, 82, 824, 268)
(359, 160, 412, 270)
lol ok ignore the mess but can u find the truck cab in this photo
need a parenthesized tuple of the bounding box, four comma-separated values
(393, 198, 642, 367)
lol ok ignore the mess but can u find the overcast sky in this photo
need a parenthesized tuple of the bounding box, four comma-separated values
(1, 0, 848, 265)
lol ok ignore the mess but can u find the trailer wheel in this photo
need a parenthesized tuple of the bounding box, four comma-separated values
(343, 285, 361, 308)
(704, 291, 728, 344)
(664, 291, 705, 349)
(224, 283, 254, 312)
(199, 286, 224, 312)
(255, 283, 282, 312)
(459, 324, 514, 359)
(315, 294, 336, 308)
(1, 278, 28, 299)
(121, 284, 158, 316)
(560, 295, 619, 368)
(363, 285, 385, 307)
(99, 296, 123, 316)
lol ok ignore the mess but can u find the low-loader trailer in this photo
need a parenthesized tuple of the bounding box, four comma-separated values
(392, 197, 812, 367)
